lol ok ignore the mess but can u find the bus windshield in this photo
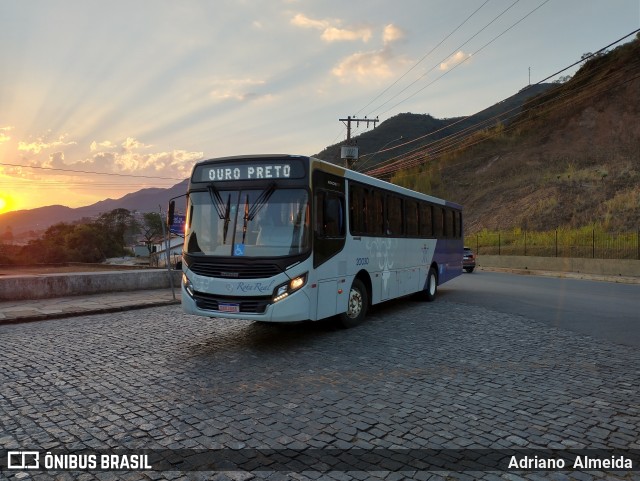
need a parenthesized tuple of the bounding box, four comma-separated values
(186, 188, 310, 258)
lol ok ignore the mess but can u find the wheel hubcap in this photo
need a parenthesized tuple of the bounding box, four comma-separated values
(347, 288, 363, 319)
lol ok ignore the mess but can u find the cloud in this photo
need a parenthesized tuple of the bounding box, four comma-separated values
(383, 24, 404, 45)
(113, 149, 203, 177)
(43, 151, 66, 169)
(291, 13, 372, 43)
(333, 47, 409, 84)
(10, 136, 204, 180)
(121, 137, 151, 151)
(439, 50, 472, 71)
(333, 50, 390, 79)
(291, 13, 330, 30)
(322, 27, 372, 43)
(90, 140, 116, 152)
(3, 133, 203, 188)
(84, 137, 203, 177)
(17, 133, 77, 154)
(0, 126, 13, 144)
(209, 78, 268, 102)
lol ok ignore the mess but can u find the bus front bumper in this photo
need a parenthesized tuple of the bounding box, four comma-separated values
(181, 284, 312, 323)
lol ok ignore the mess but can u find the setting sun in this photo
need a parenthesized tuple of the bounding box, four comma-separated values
(0, 193, 16, 214)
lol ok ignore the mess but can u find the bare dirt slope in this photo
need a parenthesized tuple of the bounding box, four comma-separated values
(437, 36, 640, 233)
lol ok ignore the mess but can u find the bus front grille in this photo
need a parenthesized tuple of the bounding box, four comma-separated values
(189, 261, 282, 279)
(193, 292, 271, 314)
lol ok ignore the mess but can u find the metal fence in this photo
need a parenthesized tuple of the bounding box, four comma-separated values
(466, 229, 640, 260)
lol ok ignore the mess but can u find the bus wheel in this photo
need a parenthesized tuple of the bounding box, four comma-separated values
(338, 278, 368, 328)
(417, 267, 438, 302)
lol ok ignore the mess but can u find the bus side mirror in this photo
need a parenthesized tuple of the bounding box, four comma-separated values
(167, 200, 175, 226)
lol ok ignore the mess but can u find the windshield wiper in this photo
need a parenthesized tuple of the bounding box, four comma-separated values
(223, 194, 231, 244)
(207, 185, 226, 220)
(247, 182, 276, 221)
(207, 185, 232, 244)
(241, 194, 249, 244)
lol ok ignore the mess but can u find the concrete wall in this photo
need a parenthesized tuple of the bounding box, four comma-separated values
(3, 256, 637, 301)
(478, 255, 640, 278)
(0, 269, 183, 301)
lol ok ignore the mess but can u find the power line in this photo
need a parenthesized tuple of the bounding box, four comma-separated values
(367, 53, 640, 176)
(534, 28, 640, 85)
(357, 0, 492, 116)
(367, 59, 640, 178)
(358, 28, 640, 176)
(377, 0, 550, 117)
(385, 71, 640, 182)
(0, 162, 185, 181)
(367, 0, 523, 117)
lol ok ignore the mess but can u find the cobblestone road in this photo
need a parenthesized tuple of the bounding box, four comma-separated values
(1, 299, 639, 481)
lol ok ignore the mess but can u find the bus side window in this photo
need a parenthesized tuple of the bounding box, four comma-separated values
(324, 195, 344, 237)
(315, 191, 345, 238)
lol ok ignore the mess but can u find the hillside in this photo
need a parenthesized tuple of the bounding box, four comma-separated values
(438, 35, 640, 233)
(336, 36, 640, 233)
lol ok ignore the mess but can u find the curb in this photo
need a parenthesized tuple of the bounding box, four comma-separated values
(478, 266, 640, 284)
(0, 299, 181, 326)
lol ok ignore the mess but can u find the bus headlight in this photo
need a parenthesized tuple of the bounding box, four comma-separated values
(183, 274, 195, 298)
(273, 273, 307, 303)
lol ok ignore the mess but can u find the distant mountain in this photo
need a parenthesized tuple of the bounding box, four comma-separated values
(0, 179, 188, 235)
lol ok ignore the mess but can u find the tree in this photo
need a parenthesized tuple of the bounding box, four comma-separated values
(25, 223, 75, 263)
(94, 208, 136, 256)
(1, 226, 13, 244)
(140, 212, 164, 255)
(65, 224, 108, 262)
(552, 75, 572, 84)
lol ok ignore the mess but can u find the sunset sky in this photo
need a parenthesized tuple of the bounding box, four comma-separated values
(1, 0, 638, 213)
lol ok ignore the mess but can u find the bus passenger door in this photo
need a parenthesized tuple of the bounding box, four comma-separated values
(312, 170, 347, 319)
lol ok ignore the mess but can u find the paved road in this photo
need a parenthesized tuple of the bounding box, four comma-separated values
(441, 271, 640, 347)
(1, 299, 639, 480)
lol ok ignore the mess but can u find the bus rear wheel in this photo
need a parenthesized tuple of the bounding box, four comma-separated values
(338, 278, 368, 328)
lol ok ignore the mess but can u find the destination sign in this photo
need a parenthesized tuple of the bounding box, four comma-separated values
(193, 160, 305, 182)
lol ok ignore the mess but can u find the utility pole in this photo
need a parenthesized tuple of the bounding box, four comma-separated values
(339, 115, 379, 142)
(339, 115, 379, 168)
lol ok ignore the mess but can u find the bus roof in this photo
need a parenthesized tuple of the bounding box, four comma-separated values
(191, 154, 462, 210)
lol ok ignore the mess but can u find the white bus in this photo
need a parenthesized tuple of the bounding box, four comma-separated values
(170, 154, 463, 327)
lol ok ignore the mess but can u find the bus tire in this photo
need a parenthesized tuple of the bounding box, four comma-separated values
(338, 278, 368, 328)
(419, 267, 438, 302)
